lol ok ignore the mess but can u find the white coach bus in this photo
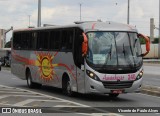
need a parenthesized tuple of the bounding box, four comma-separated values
(11, 21, 150, 97)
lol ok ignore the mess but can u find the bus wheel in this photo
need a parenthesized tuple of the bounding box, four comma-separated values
(26, 70, 42, 89)
(109, 93, 119, 98)
(66, 80, 73, 96)
(27, 71, 35, 88)
(63, 77, 73, 97)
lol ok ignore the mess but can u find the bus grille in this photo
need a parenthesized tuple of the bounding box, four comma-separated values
(102, 81, 134, 89)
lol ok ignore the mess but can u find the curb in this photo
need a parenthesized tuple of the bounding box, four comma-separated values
(140, 85, 160, 97)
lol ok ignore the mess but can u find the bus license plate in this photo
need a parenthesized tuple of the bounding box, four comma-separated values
(111, 90, 123, 94)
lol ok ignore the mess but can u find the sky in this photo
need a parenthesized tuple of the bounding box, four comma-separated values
(0, 0, 159, 42)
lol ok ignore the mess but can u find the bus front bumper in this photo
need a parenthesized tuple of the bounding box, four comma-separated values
(85, 77, 143, 94)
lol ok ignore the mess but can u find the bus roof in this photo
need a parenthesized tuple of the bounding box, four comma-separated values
(13, 21, 138, 33)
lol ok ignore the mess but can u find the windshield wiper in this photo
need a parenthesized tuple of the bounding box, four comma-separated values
(122, 43, 134, 67)
(134, 39, 137, 48)
(123, 43, 126, 57)
(105, 44, 112, 65)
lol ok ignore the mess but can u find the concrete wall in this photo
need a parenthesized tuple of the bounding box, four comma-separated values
(141, 44, 159, 58)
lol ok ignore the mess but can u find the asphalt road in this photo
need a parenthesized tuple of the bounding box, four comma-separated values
(143, 65, 160, 87)
(0, 68, 160, 116)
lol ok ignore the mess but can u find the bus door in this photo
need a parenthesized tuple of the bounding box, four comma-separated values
(73, 29, 86, 93)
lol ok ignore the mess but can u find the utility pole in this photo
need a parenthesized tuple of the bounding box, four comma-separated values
(159, 0, 160, 58)
(127, 0, 130, 24)
(150, 18, 154, 42)
(80, 3, 82, 21)
(28, 15, 31, 27)
(159, 0, 160, 40)
(38, 0, 41, 27)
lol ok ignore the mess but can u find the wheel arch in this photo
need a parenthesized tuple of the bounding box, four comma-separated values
(25, 67, 30, 79)
(62, 72, 71, 88)
(62, 72, 69, 81)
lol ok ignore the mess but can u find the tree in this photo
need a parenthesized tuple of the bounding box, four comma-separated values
(152, 38, 159, 43)
(5, 41, 11, 48)
(139, 37, 147, 44)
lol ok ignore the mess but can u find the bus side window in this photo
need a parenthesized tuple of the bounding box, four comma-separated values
(55, 31, 61, 50)
(49, 31, 55, 50)
(36, 31, 49, 50)
(67, 30, 73, 50)
(61, 29, 73, 51)
(49, 30, 61, 51)
(13, 33, 21, 50)
(61, 30, 67, 50)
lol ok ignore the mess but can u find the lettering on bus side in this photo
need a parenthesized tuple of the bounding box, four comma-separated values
(102, 76, 124, 81)
(102, 74, 136, 81)
(128, 74, 136, 81)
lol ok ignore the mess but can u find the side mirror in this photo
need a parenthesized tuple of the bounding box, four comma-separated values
(138, 33, 150, 57)
(82, 33, 88, 57)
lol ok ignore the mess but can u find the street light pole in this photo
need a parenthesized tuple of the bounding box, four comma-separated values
(159, 0, 160, 39)
(80, 3, 82, 21)
(28, 15, 31, 27)
(38, 0, 41, 27)
(127, 0, 130, 24)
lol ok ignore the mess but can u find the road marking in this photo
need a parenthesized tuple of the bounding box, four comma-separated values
(0, 95, 9, 100)
(0, 91, 36, 94)
(143, 85, 160, 89)
(137, 93, 160, 98)
(0, 84, 89, 107)
(11, 78, 18, 80)
(0, 101, 8, 104)
(13, 99, 69, 106)
(0, 84, 123, 116)
(0, 85, 90, 107)
(13, 99, 35, 106)
(0, 95, 50, 98)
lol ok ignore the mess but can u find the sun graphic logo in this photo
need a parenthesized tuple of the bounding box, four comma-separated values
(35, 52, 55, 81)
(41, 57, 52, 77)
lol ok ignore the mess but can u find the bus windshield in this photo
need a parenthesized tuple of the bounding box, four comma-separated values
(86, 32, 142, 71)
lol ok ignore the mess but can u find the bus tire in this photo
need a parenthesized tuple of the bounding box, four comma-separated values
(62, 76, 74, 97)
(26, 70, 42, 89)
(109, 93, 119, 98)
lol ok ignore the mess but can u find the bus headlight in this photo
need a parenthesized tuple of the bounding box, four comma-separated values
(86, 70, 100, 81)
(136, 70, 143, 80)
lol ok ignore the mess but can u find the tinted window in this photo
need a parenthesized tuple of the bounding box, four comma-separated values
(37, 31, 49, 50)
(49, 30, 61, 50)
(61, 29, 73, 51)
(13, 32, 35, 50)
(13, 32, 21, 49)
